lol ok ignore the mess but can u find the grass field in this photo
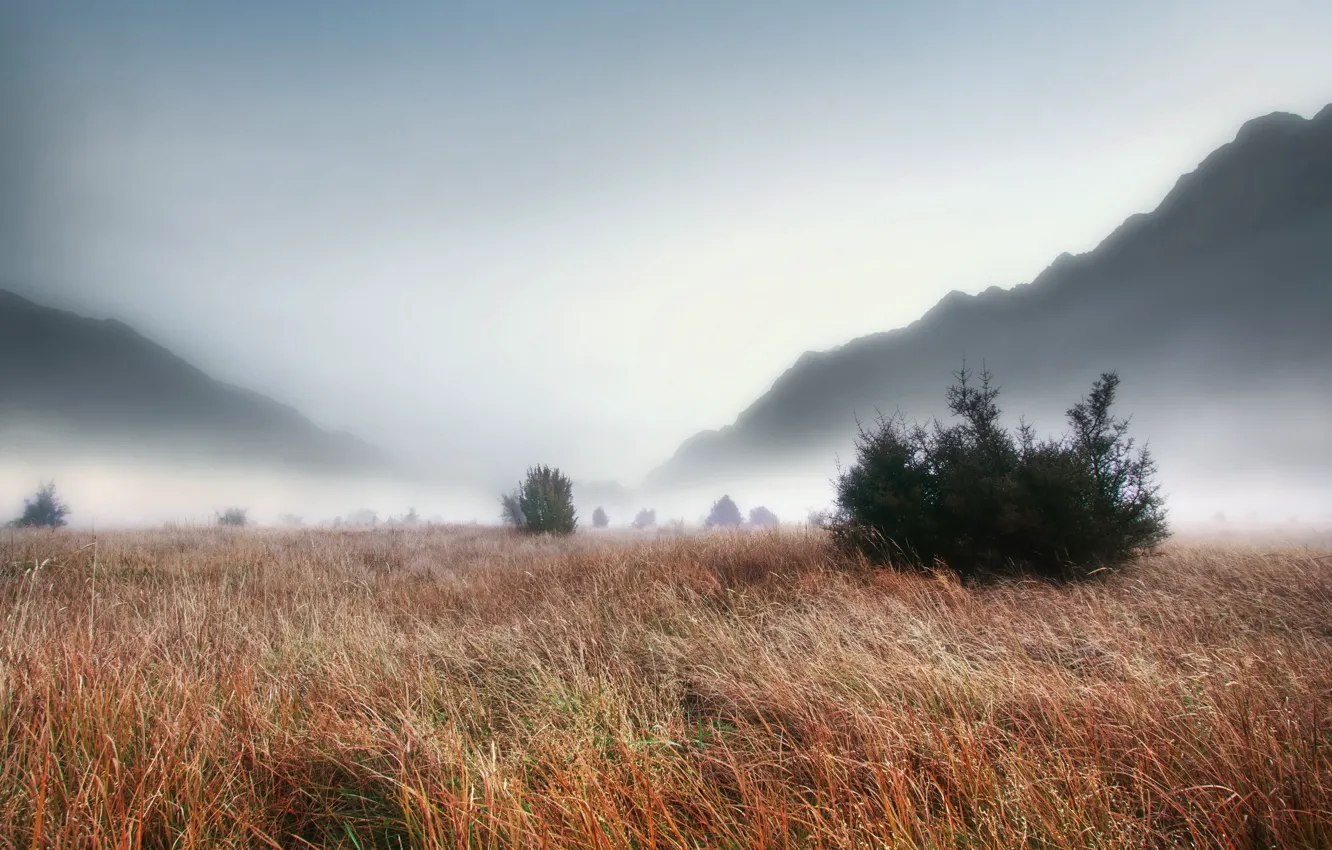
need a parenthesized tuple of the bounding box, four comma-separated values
(1, 526, 1329, 848)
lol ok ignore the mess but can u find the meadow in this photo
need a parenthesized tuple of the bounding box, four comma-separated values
(1, 525, 1329, 848)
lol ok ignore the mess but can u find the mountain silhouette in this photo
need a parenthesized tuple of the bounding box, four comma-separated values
(0, 289, 386, 472)
(648, 104, 1332, 489)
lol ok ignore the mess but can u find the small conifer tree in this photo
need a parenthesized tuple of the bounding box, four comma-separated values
(500, 465, 578, 535)
(592, 507, 610, 528)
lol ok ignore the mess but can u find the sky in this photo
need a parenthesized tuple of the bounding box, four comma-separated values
(5, 0, 1332, 491)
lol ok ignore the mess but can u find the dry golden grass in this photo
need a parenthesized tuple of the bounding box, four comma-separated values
(1, 526, 1329, 848)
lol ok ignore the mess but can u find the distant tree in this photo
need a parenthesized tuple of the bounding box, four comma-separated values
(346, 509, 379, 527)
(705, 495, 743, 528)
(500, 492, 524, 527)
(11, 482, 70, 528)
(631, 508, 657, 530)
(278, 514, 304, 527)
(592, 507, 610, 528)
(748, 506, 779, 527)
(500, 465, 578, 535)
(830, 364, 1167, 579)
(806, 508, 833, 529)
(216, 507, 248, 528)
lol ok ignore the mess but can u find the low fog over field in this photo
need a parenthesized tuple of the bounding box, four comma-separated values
(5, 455, 1330, 533)
(0, 458, 494, 529)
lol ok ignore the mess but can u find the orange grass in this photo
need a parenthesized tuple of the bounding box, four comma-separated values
(1, 526, 1329, 848)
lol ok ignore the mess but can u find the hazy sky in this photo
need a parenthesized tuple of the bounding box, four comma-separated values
(6, 0, 1331, 487)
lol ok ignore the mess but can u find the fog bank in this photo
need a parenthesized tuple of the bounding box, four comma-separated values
(0, 459, 496, 528)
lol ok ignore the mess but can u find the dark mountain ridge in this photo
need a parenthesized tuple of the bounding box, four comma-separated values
(0, 289, 386, 472)
(649, 105, 1332, 488)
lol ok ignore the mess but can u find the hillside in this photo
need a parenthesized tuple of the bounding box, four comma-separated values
(0, 289, 386, 472)
(648, 105, 1332, 488)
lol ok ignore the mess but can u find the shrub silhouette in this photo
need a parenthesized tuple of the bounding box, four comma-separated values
(806, 508, 833, 529)
(830, 365, 1167, 579)
(500, 465, 578, 535)
(592, 507, 610, 528)
(631, 509, 656, 530)
(217, 507, 248, 528)
(11, 482, 70, 528)
(748, 506, 780, 527)
(705, 495, 743, 528)
(346, 509, 379, 527)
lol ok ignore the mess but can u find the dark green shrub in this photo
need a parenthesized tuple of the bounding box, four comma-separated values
(830, 366, 1167, 578)
(500, 465, 578, 535)
(11, 482, 70, 528)
(706, 495, 743, 528)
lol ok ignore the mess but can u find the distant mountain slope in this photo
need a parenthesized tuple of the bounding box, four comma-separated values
(649, 104, 1332, 488)
(0, 289, 385, 471)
